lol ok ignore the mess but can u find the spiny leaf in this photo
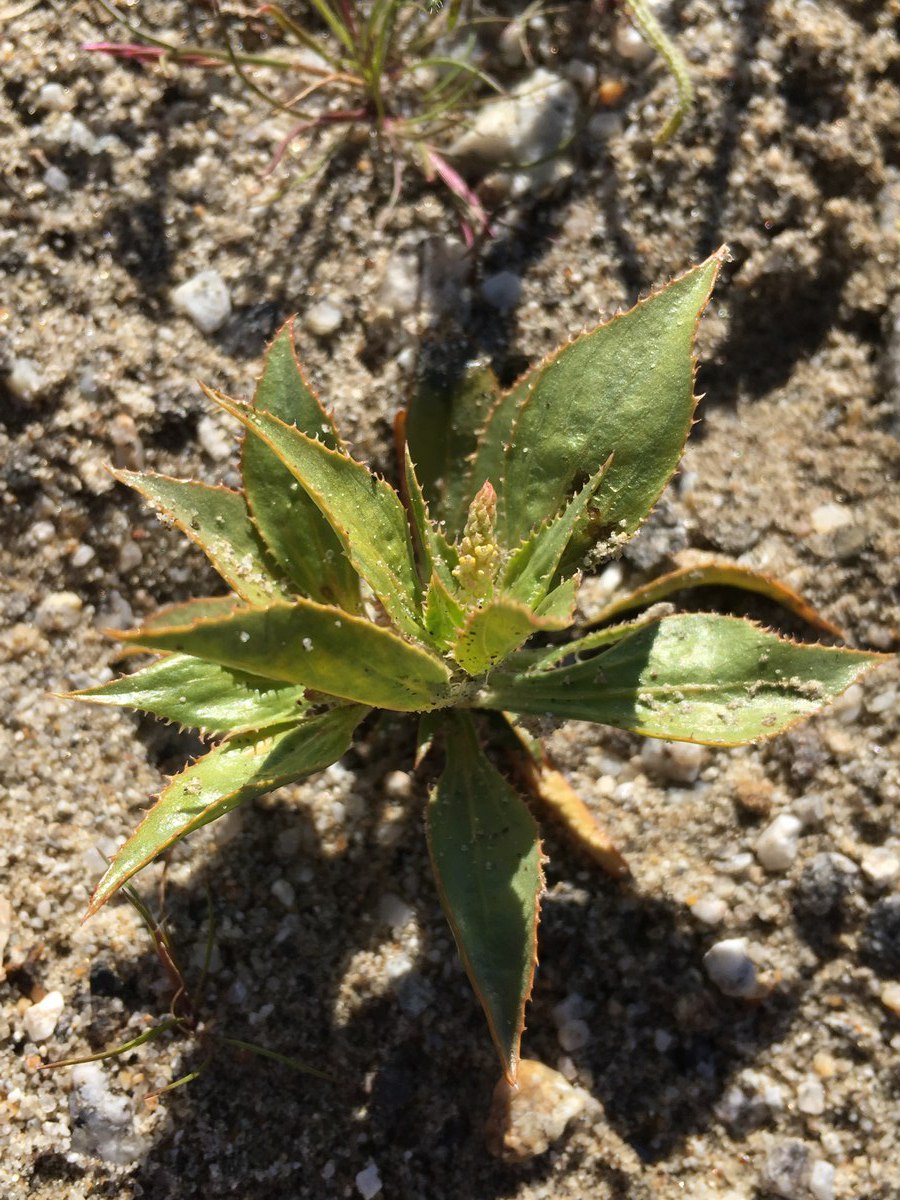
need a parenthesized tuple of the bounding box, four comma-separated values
(241, 322, 360, 610)
(502, 455, 612, 605)
(114, 595, 243, 655)
(423, 571, 466, 651)
(116, 471, 291, 605)
(480, 613, 886, 745)
(403, 443, 459, 591)
(405, 359, 502, 531)
(87, 706, 366, 915)
(119, 598, 452, 712)
(69, 654, 309, 736)
(451, 596, 570, 676)
(212, 394, 425, 640)
(587, 555, 845, 639)
(499, 252, 725, 550)
(426, 712, 543, 1083)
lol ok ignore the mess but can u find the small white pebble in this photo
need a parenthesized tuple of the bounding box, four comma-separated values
(43, 165, 70, 193)
(833, 682, 863, 724)
(70, 543, 95, 568)
(305, 300, 343, 337)
(797, 1076, 826, 1115)
(810, 502, 852, 535)
(31, 520, 56, 545)
(690, 896, 727, 926)
(809, 1160, 836, 1200)
(703, 938, 762, 999)
(715, 851, 755, 876)
(557, 1018, 590, 1052)
(653, 1029, 674, 1052)
(384, 770, 412, 799)
(866, 687, 896, 715)
(355, 1161, 382, 1199)
(481, 271, 522, 312)
(118, 541, 143, 573)
(35, 590, 83, 632)
(613, 20, 654, 62)
(6, 358, 44, 402)
(24, 990, 65, 1042)
(861, 847, 900, 887)
(171, 270, 231, 333)
(594, 561, 624, 598)
(640, 738, 707, 784)
(270, 879, 295, 908)
(755, 814, 802, 872)
(879, 981, 900, 1017)
(38, 82, 72, 111)
(197, 415, 233, 462)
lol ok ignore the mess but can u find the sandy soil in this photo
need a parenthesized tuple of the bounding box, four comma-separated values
(1, 2, 898, 1198)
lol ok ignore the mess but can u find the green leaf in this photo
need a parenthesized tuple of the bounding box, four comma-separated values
(587, 556, 845, 639)
(119, 598, 452, 712)
(499, 252, 724, 549)
(113, 595, 243, 654)
(239, 324, 360, 610)
(87, 706, 366, 915)
(213, 395, 424, 640)
(460, 383, 524, 539)
(405, 360, 502, 531)
(502, 456, 612, 605)
(69, 654, 309, 735)
(480, 613, 885, 745)
(116, 471, 291, 605)
(426, 713, 543, 1083)
(403, 444, 459, 590)
(451, 597, 569, 676)
(423, 571, 465, 650)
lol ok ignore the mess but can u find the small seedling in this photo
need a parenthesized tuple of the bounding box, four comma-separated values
(70, 249, 885, 1082)
(85, 0, 693, 232)
(40, 876, 329, 1097)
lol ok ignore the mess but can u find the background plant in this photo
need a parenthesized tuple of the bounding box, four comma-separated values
(86, 0, 694, 229)
(68, 250, 884, 1082)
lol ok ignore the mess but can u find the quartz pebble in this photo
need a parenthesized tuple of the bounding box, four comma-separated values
(879, 981, 900, 1017)
(43, 165, 70, 192)
(449, 69, 578, 196)
(197, 415, 233, 462)
(481, 271, 522, 312)
(809, 1160, 835, 1200)
(640, 738, 706, 783)
(23, 990, 64, 1042)
(35, 590, 83, 632)
(796, 1076, 825, 1115)
(755, 814, 802, 872)
(557, 1018, 590, 1052)
(866, 687, 896, 715)
(305, 299, 343, 337)
(760, 1139, 812, 1199)
(171, 270, 232, 333)
(860, 846, 899, 887)
(354, 1161, 382, 1199)
(69, 1062, 146, 1164)
(377, 892, 414, 930)
(6, 358, 44, 402)
(485, 1059, 586, 1161)
(703, 938, 763, 999)
(810, 502, 851, 535)
(270, 878, 295, 908)
(690, 896, 727, 926)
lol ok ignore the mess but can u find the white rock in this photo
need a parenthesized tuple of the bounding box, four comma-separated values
(24, 990, 65, 1042)
(557, 1018, 590, 1052)
(355, 1161, 383, 1199)
(485, 1059, 586, 1161)
(35, 590, 83, 632)
(6, 358, 44, 402)
(171, 270, 231, 333)
(640, 738, 706, 783)
(614, 20, 655, 62)
(305, 299, 343, 337)
(833, 682, 863, 724)
(797, 1076, 825, 1115)
(197, 415, 232, 462)
(270, 878, 295, 908)
(38, 82, 72, 111)
(481, 271, 522, 312)
(449, 69, 578, 192)
(690, 896, 727, 926)
(70, 543, 95, 568)
(809, 1160, 836, 1200)
(866, 687, 896, 715)
(810, 502, 852, 535)
(384, 769, 412, 798)
(755, 814, 802, 872)
(69, 1062, 145, 1164)
(861, 846, 900, 887)
(760, 1139, 812, 1200)
(703, 938, 762, 999)
(43, 165, 70, 193)
(792, 792, 825, 827)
